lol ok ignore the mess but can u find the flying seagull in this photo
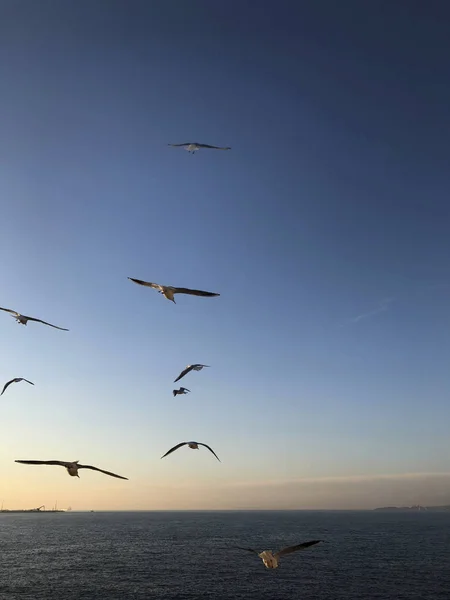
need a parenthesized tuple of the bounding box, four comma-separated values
(173, 387, 190, 397)
(237, 540, 323, 569)
(161, 441, 221, 462)
(1, 378, 34, 396)
(128, 278, 220, 303)
(168, 142, 231, 154)
(14, 460, 128, 480)
(174, 364, 209, 383)
(0, 307, 68, 330)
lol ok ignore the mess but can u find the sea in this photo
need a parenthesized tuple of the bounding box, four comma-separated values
(0, 510, 449, 599)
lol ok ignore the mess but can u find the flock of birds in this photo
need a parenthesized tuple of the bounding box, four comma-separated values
(4, 141, 322, 570)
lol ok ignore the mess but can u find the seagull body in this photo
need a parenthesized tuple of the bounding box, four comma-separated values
(14, 460, 128, 480)
(0, 307, 68, 330)
(173, 387, 190, 397)
(237, 540, 322, 569)
(1, 378, 34, 396)
(161, 441, 221, 462)
(128, 278, 219, 303)
(168, 142, 231, 154)
(174, 364, 209, 383)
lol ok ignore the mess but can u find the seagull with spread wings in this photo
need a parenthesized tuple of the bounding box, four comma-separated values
(168, 142, 231, 154)
(173, 387, 190, 397)
(174, 364, 209, 383)
(237, 540, 323, 569)
(1, 378, 34, 396)
(128, 278, 220, 303)
(0, 307, 68, 330)
(15, 460, 128, 480)
(161, 441, 221, 462)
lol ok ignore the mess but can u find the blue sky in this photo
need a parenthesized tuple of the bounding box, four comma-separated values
(1, 0, 450, 509)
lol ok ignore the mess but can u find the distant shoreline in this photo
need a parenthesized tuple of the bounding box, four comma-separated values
(1, 507, 449, 513)
(373, 504, 450, 512)
(0, 509, 66, 513)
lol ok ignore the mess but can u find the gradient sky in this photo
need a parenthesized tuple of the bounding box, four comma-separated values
(1, 0, 450, 510)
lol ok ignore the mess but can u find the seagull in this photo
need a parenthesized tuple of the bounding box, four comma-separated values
(168, 142, 231, 154)
(128, 278, 220, 303)
(1, 378, 34, 396)
(174, 364, 209, 383)
(0, 307, 69, 330)
(14, 460, 128, 480)
(173, 387, 191, 397)
(237, 540, 323, 569)
(161, 441, 221, 462)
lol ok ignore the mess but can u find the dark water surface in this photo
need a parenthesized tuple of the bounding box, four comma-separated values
(1, 510, 449, 599)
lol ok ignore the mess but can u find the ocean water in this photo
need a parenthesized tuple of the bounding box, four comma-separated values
(0, 510, 449, 599)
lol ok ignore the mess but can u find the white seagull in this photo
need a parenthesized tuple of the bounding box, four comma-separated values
(0, 307, 69, 330)
(15, 460, 128, 480)
(128, 278, 220, 303)
(1, 378, 34, 396)
(174, 364, 209, 383)
(168, 142, 231, 154)
(237, 540, 323, 569)
(173, 387, 191, 397)
(161, 441, 221, 462)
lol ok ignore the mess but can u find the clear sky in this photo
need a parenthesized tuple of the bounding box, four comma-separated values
(1, 0, 450, 510)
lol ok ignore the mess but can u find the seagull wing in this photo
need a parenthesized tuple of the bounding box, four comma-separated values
(174, 365, 194, 382)
(236, 546, 259, 555)
(198, 443, 221, 462)
(128, 278, 163, 291)
(77, 464, 128, 480)
(172, 287, 220, 297)
(25, 316, 69, 330)
(0, 307, 19, 316)
(168, 143, 191, 147)
(15, 460, 69, 467)
(1, 379, 16, 395)
(197, 144, 231, 150)
(180, 388, 191, 393)
(275, 540, 323, 558)
(160, 442, 188, 459)
(22, 379, 35, 386)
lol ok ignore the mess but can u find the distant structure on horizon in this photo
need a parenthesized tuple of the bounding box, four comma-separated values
(0, 500, 71, 513)
(374, 504, 450, 512)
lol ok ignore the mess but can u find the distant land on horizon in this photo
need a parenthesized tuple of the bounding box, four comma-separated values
(2, 506, 450, 513)
(374, 504, 450, 512)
